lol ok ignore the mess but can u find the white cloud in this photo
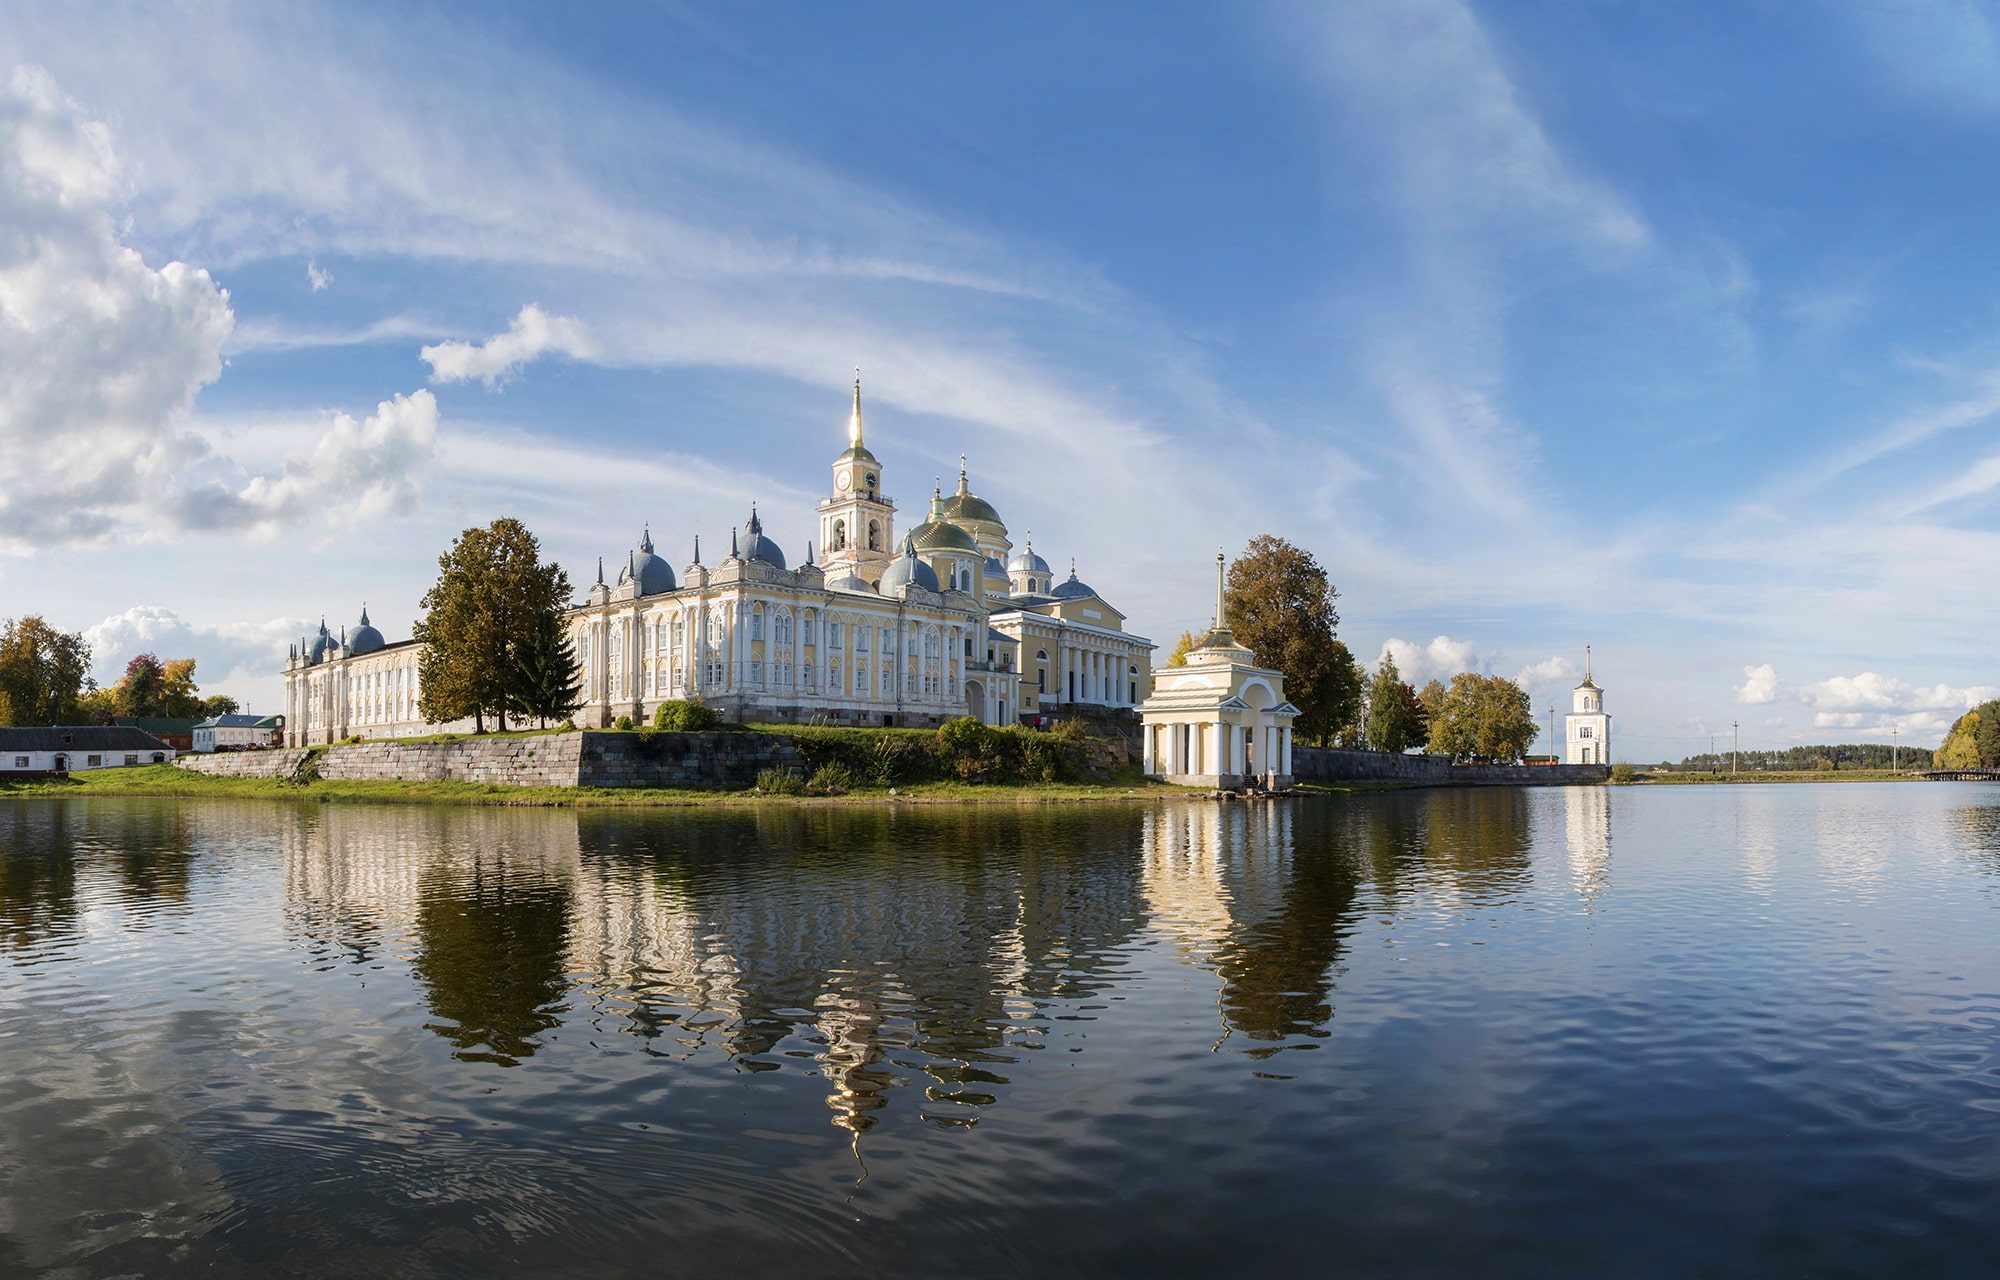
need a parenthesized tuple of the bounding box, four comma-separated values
(421, 303, 599, 388)
(82, 604, 301, 700)
(1381, 635, 1480, 684)
(1736, 662, 1780, 704)
(172, 389, 438, 538)
(306, 258, 330, 291)
(1515, 654, 1579, 693)
(1793, 671, 1999, 715)
(0, 64, 233, 551)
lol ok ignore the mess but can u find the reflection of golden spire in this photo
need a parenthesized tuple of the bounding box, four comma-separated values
(848, 369, 864, 447)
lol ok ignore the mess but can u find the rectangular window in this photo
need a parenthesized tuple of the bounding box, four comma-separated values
(13, 756, 26, 767)
(803, 619, 816, 646)
(87, 755, 102, 766)
(124, 754, 138, 766)
(752, 614, 764, 641)
(1579, 726, 1594, 739)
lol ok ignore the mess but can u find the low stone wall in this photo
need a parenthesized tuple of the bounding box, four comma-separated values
(177, 730, 801, 789)
(1292, 747, 1608, 787)
(580, 731, 800, 789)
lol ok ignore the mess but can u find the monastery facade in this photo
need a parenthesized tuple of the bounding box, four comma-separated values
(283, 379, 1154, 745)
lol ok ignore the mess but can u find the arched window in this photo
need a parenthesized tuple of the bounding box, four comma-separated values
(868, 520, 881, 551)
(833, 519, 847, 550)
(751, 607, 765, 642)
(1037, 649, 1049, 661)
(776, 611, 792, 645)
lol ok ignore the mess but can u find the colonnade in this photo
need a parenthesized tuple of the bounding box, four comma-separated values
(1142, 720, 1293, 781)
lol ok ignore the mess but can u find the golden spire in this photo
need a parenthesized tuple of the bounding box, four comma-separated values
(848, 368, 863, 448)
(1585, 644, 1593, 681)
(958, 453, 968, 493)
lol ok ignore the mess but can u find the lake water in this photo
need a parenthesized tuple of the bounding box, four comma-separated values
(3, 785, 2000, 1276)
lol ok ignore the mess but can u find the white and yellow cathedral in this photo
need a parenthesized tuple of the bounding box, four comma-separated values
(284, 379, 1156, 744)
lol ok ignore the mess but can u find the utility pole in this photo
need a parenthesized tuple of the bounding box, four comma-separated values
(1548, 707, 1556, 758)
(1732, 721, 1739, 776)
(1710, 732, 1716, 773)
(1892, 726, 1899, 772)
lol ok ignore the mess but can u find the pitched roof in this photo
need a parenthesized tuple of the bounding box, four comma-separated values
(114, 716, 200, 735)
(195, 714, 275, 729)
(0, 726, 175, 751)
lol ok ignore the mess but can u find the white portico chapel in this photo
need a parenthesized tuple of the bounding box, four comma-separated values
(1564, 648, 1611, 765)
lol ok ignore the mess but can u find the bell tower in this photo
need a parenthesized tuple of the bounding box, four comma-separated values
(817, 372, 897, 585)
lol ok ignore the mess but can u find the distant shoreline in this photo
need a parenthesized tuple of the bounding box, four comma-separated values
(1637, 769, 1924, 785)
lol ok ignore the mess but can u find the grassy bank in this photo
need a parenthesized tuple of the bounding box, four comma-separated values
(1639, 769, 1921, 784)
(0, 764, 1205, 808)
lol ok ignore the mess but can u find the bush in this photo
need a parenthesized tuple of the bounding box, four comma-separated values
(612, 715, 635, 731)
(557, 719, 577, 732)
(757, 766, 807, 795)
(654, 699, 720, 732)
(809, 761, 857, 794)
(1609, 761, 1636, 785)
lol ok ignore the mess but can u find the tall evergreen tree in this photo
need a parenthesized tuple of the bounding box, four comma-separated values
(1364, 652, 1428, 754)
(508, 613, 583, 727)
(1224, 535, 1359, 746)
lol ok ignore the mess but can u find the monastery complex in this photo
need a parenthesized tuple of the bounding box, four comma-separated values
(283, 379, 1157, 744)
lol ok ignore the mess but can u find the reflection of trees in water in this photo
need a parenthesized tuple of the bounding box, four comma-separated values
(576, 805, 1149, 1132)
(0, 801, 204, 951)
(1949, 802, 2000, 877)
(411, 853, 574, 1066)
(1143, 804, 1366, 1058)
(0, 802, 80, 950)
(1338, 789, 1536, 902)
(277, 806, 583, 1066)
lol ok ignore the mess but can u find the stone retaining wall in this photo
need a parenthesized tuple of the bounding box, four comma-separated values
(1292, 746, 1608, 787)
(176, 731, 800, 790)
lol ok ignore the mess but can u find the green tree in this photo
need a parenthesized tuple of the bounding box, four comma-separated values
(0, 617, 93, 726)
(1224, 535, 1357, 746)
(1417, 678, 1447, 732)
(160, 658, 205, 719)
(1364, 652, 1428, 754)
(1427, 672, 1538, 762)
(416, 518, 574, 732)
(1976, 701, 2000, 767)
(1164, 630, 1198, 667)
(507, 613, 583, 728)
(201, 694, 241, 717)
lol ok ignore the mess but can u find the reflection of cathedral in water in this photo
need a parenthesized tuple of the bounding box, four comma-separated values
(264, 801, 1410, 1129)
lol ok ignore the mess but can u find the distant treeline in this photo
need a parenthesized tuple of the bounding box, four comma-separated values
(1663, 742, 1934, 772)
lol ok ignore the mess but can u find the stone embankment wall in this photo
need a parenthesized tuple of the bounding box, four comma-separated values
(1292, 747, 1608, 787)
(177, 731, 800, 790)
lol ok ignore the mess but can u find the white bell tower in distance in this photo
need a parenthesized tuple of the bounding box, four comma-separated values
(1565, 646, 1611, 765)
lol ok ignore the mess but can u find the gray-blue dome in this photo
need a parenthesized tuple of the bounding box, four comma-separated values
(1052, 567, 1097, 600)
(307, 620, 335, 664)
(825, 571, 875, 594)
(1008, 541, 1052, 576)
(348, 606, 386, 655)
(878, 538, 939, 595)
(984, 556, 1007, 578)
(619, 527, 677, 595)
(739, 507, 787, 570)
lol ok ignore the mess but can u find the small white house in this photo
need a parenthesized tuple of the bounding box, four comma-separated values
(192, 714, 285, 752)
(0, 726, 176, 773)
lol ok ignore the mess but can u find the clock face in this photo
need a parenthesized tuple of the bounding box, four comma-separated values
(865, 473, 877, 489)
(836, 472, 851, 491)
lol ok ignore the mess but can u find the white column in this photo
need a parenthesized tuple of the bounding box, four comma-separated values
(1282, 726, 1292, 776)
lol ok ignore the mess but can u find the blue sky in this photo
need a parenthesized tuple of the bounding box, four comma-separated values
(3, 0, 1999, 756)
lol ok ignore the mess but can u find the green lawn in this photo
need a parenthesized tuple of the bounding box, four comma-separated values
(1639, 769, 1921, 784)
(0, 763, 1205, 808)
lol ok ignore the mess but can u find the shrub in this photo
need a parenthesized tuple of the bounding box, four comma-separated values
(809, 761, 857, 793)
(757, 766, 808, 795)
(557, 719, 577, 732)
(612, 715, 635, 731)
(654, 699, 720, 732)
(1609, 761, 1636, 785)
